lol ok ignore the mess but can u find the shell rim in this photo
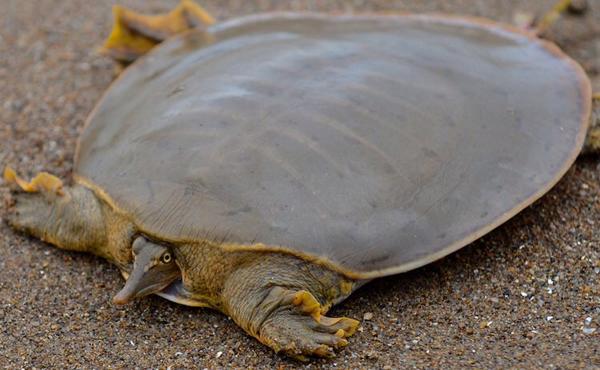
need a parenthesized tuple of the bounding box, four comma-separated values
(74, 12, 592, 280)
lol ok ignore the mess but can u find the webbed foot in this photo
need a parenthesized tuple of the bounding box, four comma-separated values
(4, 167, 66, 240)
(8, 191, 57, 243)
(256, 288, 358, 360)
(221, 255, 361, 359)
(100, 0, 215, 65)
(4, 167, 105, 253)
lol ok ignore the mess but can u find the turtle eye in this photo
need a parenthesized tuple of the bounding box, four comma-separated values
(161, 252, 172, 264)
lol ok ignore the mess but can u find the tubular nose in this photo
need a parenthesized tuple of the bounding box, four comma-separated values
(113, 281, 137, 305)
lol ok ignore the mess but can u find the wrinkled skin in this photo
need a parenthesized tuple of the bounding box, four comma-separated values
(6, 182, 359, 360)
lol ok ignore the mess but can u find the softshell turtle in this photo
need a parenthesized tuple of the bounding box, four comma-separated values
(4, 0, 599, 360)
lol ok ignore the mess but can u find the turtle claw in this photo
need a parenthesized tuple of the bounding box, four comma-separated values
(292, 290, 322, 320)
(100, 0, 215, 65)
(5, 177, 107, 254)
(260, 313, 355, 361)
(259, 289, 358, 360)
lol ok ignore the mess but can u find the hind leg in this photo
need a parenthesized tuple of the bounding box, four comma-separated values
(583, 94, 600, 155)
(533, 0, 575, 35)
(528, 1, 598, 155)
(4, 167, 133, 268)
(100, 0, 215, 65)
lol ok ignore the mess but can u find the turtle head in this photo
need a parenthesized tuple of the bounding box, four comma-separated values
(113, 237, 180, 305)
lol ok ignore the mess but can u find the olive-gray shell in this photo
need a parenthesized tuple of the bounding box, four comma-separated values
(76, 13, 590, 278)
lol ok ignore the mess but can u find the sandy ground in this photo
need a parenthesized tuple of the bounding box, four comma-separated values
(0, 0, 598, 368)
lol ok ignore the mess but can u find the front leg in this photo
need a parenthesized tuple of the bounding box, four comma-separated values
(222, 255, 360, 360)
(254, 287, 359, 359)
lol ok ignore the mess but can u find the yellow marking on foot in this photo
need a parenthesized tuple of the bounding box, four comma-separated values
(3, 166, 17, 184)
(3, 167, 64, 195)
(100, 0, 214, 63)
(99, 5, 160, 63)
(334, 329, 345, 338)
(535, 0, 572, 35)
(342, 318, 360, 336)
(313, 345, 332, 358)
(292, 290, 322, 321)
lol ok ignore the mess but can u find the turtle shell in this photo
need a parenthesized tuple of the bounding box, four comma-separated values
(75, 13, 591, 279)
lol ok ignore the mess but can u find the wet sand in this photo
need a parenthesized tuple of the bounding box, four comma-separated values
(0, 0, 598, 368)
